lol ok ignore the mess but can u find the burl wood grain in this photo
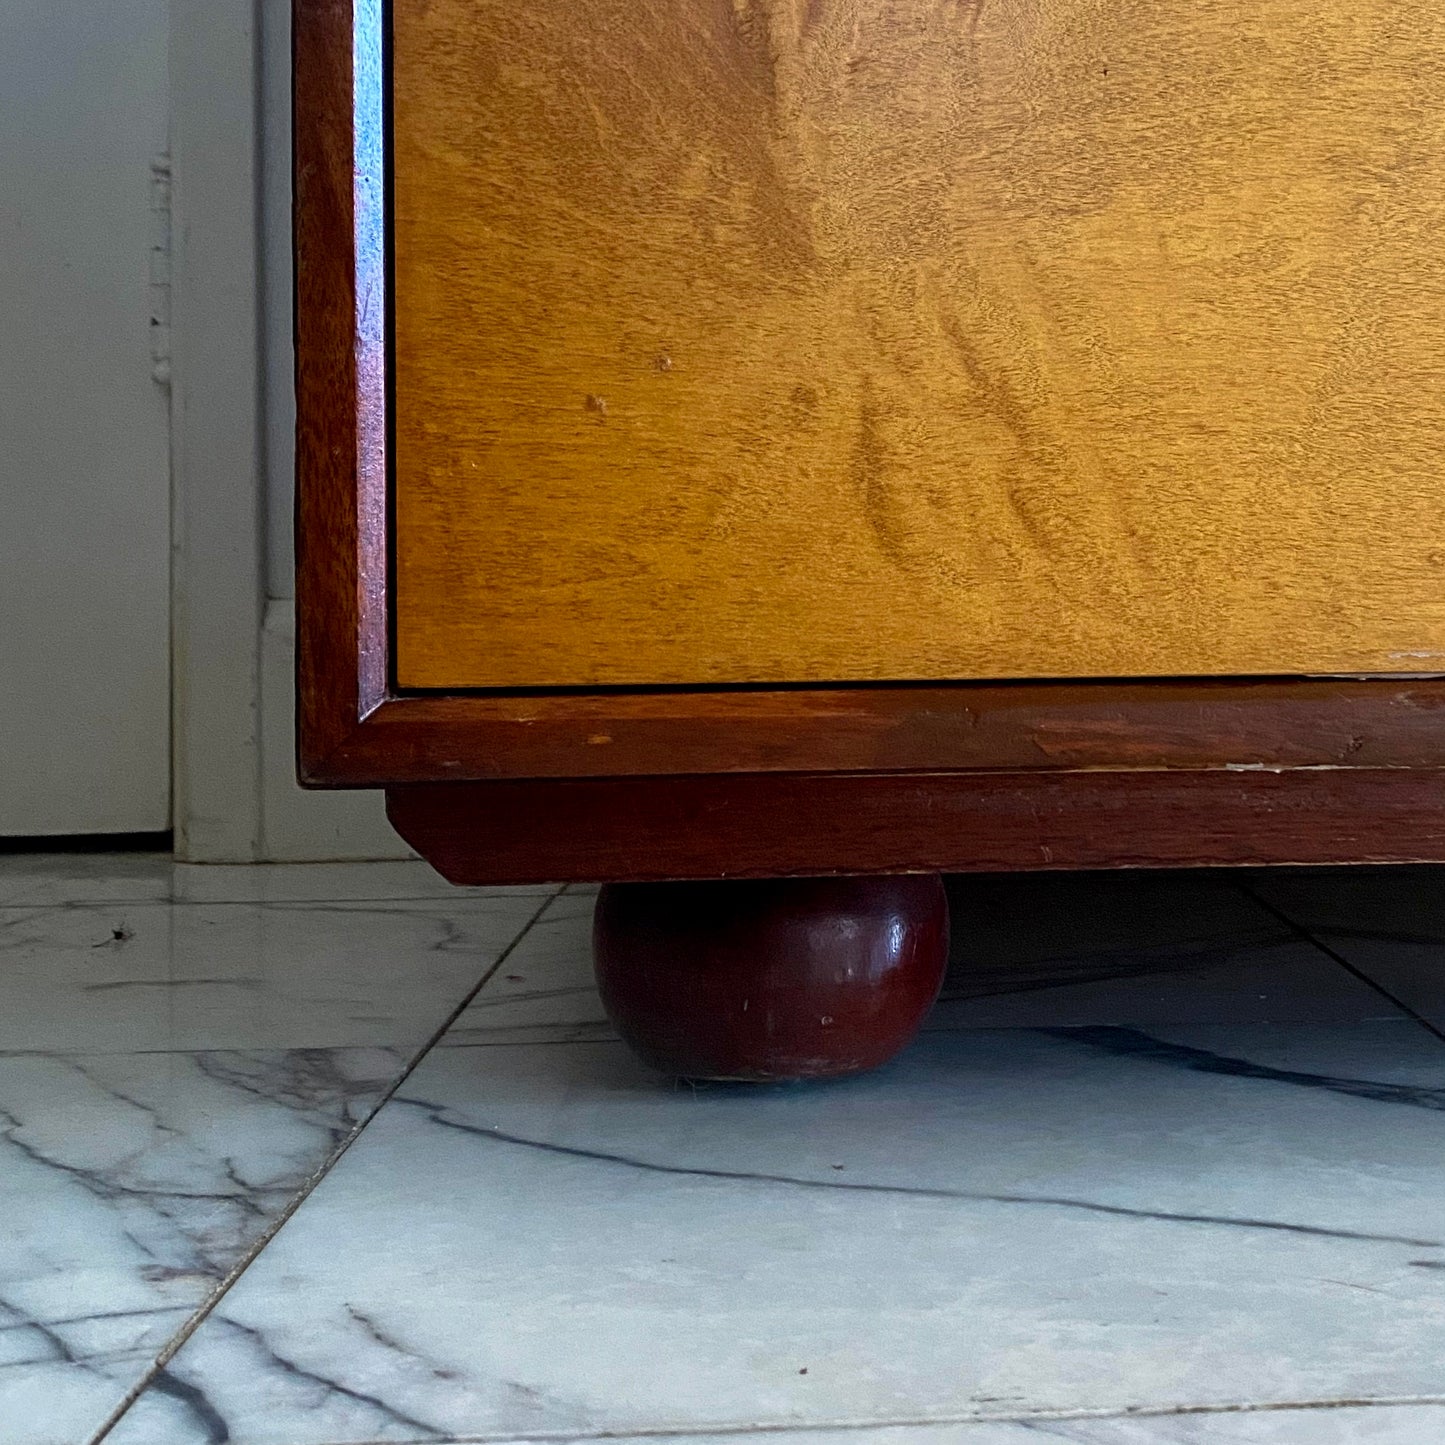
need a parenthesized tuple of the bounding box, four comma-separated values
(393, 0, 1445, 688)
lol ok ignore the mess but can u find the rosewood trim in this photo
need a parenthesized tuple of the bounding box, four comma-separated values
(388, 769, 1445, 885)
(306, 680, 1445, 784)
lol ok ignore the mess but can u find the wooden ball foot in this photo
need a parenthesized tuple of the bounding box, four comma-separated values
(593, 875, 948, 1082)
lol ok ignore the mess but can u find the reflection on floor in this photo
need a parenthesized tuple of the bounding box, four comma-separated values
(3, 856, 1443, 1444)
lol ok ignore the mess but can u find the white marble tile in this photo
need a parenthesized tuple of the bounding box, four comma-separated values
(1033, 1405, 1445, 1441)
(930, 939, 1402, 1030)
(0, 859, 553, 1444)
(937, 875, 1400, 1026)
(235, 1410, 1443, 1445)
(620, 1406, 1445, 1442)
(0, 893, 549, 1054)
(170, 860, 557, 904)
(443, 884, 1400, 1050)
(0, 1045, 407, 1444)
(1248, 867, 1445, 1030)
(0, 851, 172, 908)
(0, 851, 560, 910)
(1245, 867, 1445, 942)
(946, 872, 1287, 966)
(444, 892, 614, 1047)
(111, 1003, 1445, 1444)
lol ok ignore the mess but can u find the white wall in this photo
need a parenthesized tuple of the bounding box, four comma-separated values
(0, 0, 172, 836)
(174, 0, 406, 860)
(261, 0, 297, 603)
(262, 0, 401, 857)
(257, 0, 403, 857)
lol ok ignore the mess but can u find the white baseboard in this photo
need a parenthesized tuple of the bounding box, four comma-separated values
(258, 600, 413, 861)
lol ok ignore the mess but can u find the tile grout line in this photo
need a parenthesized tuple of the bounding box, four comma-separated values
(289, 1392, 1445, 1445)
(1236, 882, 1445, 1048)
(86, 886, 569, 1445)
(0, 894, 558, 912)
(68, 875, 1440, 1443)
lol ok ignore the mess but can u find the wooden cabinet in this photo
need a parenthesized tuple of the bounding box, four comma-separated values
(297, 0, 1445, 1075)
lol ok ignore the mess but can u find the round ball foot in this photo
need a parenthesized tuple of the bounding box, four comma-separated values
(593, 875, 948, 1082)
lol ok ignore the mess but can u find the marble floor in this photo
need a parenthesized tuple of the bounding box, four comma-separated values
(3, 856, 1444, 1445)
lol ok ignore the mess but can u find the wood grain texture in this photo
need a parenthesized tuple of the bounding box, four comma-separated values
(296, 0, 1445, 909)
(309, 679, 1445, 785)
(388, 768, 1445, 885)
(393, 0, 1445, 689)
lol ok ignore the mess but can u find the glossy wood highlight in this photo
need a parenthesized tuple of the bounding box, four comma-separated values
(294, 0, 388, 784)
(594, 875, 948, 1080)
(392, 0, 1445, 689)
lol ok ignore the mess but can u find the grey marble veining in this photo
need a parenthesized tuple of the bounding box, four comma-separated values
(0, 1044, 405, 1444)
(1244, 867, 1445, 945)
(0, 855, 555, 1445)
(0, 852, 173, 909)
(442, 881, 1404, 1049)
(169, 859, 556, 905)
(112, 998, 1445, 1443)
(945, 870, 1289, 966)
(420, 1409, 1445, 1443)
(9, 858, 1445, 1445)
(938, 872, 1381, 1026)
(443, 892, 614, 1048)
(1019, 1406, 1445, 1441)
(0, 892, 550, 1054)
(1246, 866, 1445, 1032)
(0, 850, 557, 910)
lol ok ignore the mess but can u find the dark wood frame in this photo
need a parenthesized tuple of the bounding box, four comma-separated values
(296, 0, 1445, 880)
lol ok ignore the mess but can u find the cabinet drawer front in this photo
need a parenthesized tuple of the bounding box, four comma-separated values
(392, 0, 1445, 689)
